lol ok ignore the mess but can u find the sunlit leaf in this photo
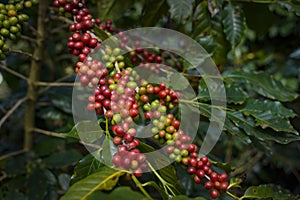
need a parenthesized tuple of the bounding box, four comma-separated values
(223, 70, 299, 101)
(240, 99, 298, 133)
(240, 184, 299, 200)
(87, 187, 147, 200)
(61, 167, 126, 200)
(61, 120, 104, 143)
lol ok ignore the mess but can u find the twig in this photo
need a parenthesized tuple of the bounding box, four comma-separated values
(38, 74, 75, 94)
(21, 35, 36, 43)
(0, 97, 27, 128)
(0, 171, 7, 182)
(0, 105, 7, 113)
(0, 64, 28, 81)
(33, 128, 101, 149)
(50, 15, 74, 25)
(36, 81, 78, 87)
(0, 149, 26, 161)
(231, 152, 263, 176)
(292, 169, 300, 183)
(9, 50, 37, 61)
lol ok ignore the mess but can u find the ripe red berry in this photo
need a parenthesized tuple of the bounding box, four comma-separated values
(113, 136, 122, 145)
(220, 181, 229, 191)
(210, 172, 219, 182)
(219, 173, 228, 182)
(214, 181, 221, 189)
(196, 169, 205, 178)
(210, 189, 220, 199)
(205, 181, 213, 190)
(194, 175, 202, 184)
(187, 166, 196, 175)
(189, 158, 197, 167)
(89, 38, 98, 48)
(112, 154, 122, 166)
(78, 54, 86, 62)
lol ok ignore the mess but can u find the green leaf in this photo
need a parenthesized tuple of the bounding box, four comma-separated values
(240, 184, 299, 200)
(43, 150, 83, 168)
(167, 0, 194, 22)
(96, 0, 135, 22)
(198, 80, 248, 104)
(58, 173, 71, 191)
(223, 70, 299, 101)
(193, 1, 211, 37)
(222, 5, 246, 48)
(169, 72, 190, 91)
(49, 88, 72, 114)
(87, 187, 147, 200)
(71, 153, 104, 185)
(33, 137, 65, 156)
(101, 136, 113, 166)
(138, 142, 182, 194)
(61, 120, 104, 143)
(93, 26, 110, 41)
(196, 35, 216, 55)
(240, 99, 298, 133)
(28, 169, 57, 200)
(172, 195, 207, 200)
(61, 167, 126, 200)
(141, 0, 169, 26)
(227, 111, 300, 144)
(211, 12, 231, 65)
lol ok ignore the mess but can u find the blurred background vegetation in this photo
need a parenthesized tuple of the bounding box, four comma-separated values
(0, 0, 299, 199)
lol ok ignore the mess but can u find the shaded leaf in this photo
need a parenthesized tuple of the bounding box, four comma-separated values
(241, 184, 299, 200)
(167, 0, 194, 22)
(141, 0, 169, 26)
(240, 99, 297, 133)
(37, 107, 66, 120)
(33, 137, 65, 156)
(211, 12, 231, 65)
(193, 1, 211, 37)
(87, 186, 147, 200)
(5, 192, 27, 200)
(28, 169, 57, 200)
(61, 167, 126, 200)
(43, 150, 83, 168)
(222, 5, 246, 48)
(71, 153, 104, 185)
(223, 70, 299, 101)
(59, 173, 71, 191)
(196, 35, 216, 55)
(93, 26, 110, 41)
(96, 0, 135, 22)
(49, 88, 72, 114)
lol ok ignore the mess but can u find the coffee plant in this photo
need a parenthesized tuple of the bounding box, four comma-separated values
(0, 0, 300, 199)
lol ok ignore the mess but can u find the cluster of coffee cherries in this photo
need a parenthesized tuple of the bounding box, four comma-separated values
(0, 1, 35, 59)
(53, 0, 115, 62)
(54, 0, 229, 198)
(187, 154, 229, 198)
